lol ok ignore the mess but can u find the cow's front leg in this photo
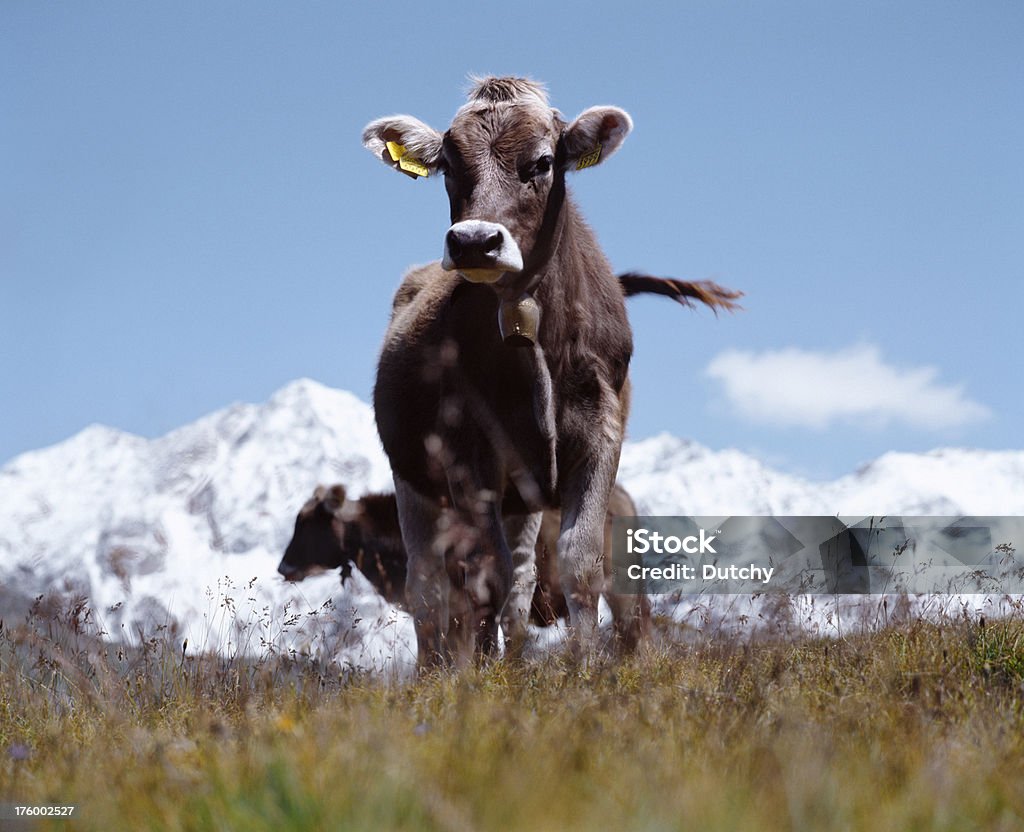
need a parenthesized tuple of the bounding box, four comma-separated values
(558, 403, 624, 658)
(557, 491, 610, 657)
(500, 511, 542, 658)
(395, 476, 450, 670)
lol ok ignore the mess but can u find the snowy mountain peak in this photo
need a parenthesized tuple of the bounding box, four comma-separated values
(267, 376, 352, 406)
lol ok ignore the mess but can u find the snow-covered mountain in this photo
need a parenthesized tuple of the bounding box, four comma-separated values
(0, 380, 403, 670)
(2, 379, 1022, 671)
(620, 435, 1024, 516)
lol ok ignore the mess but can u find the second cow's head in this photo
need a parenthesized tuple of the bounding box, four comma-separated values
(363, 77, 632, 286)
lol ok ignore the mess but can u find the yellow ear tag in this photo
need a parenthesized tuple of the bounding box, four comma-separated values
(386, 141, 406, 162)
(576, 145, 602, 170)
(385, 141, 428, 177)
(398, 155, 429, 177)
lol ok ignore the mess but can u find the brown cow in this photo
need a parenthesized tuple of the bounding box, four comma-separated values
(278, 485, 406, 598)
(364, 77, 737, 668)
(277, 484, 478, 641)
(276, 483, 649, 647)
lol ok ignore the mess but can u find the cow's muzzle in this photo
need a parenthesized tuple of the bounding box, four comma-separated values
(277, 560, 313, 582)
(442, 220, 523, 283)
(277, 560, 301, 581)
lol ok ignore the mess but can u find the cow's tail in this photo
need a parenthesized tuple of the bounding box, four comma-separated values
(618, 272, 743, 315)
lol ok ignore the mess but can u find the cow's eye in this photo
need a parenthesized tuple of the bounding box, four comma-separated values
(534, 155, 553, 176)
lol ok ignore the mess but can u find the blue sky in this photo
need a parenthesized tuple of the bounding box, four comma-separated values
(3, 2, 1022, 478)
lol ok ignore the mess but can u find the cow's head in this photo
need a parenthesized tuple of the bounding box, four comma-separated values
(277, 485, 348, 582)
(363, 77, 632, 288)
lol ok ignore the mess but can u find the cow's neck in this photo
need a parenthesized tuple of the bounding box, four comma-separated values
(530, 198, 603, 315)
(493, 185, 577, 346)
(494, 164, 570, 293)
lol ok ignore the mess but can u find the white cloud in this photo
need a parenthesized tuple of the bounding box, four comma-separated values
(705, 344, 991, 430)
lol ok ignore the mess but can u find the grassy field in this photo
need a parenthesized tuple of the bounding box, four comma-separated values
(2, 598, 1024, 831)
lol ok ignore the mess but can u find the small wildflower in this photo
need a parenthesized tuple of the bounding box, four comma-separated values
(8, 743, 30, 761)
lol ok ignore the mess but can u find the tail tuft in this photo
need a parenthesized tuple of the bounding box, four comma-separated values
(618, 272, 743, 315)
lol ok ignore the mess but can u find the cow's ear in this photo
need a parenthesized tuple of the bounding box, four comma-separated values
(323, 484, 346, 514)
(562, 106, 633, 172)
(362, 115, 443, 178)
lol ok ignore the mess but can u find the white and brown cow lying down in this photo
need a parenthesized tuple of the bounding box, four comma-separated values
(364, 77, 739, 668)
(277, 483, 650, 652)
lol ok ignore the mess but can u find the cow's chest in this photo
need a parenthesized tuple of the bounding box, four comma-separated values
(428, 286, 557, 503)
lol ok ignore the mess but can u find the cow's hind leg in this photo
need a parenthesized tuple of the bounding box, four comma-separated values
(443, 497, 517, 664)
(446, 583, 478, 670)
(467, 501, 516, 660)
(602, 512, 649, 653)
(395, 476, 451, 670)
(605, 592, 650, 653)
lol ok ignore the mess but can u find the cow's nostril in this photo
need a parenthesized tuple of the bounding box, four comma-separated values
(446, 230, 463, 259)
(483, 231, 502, 254)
